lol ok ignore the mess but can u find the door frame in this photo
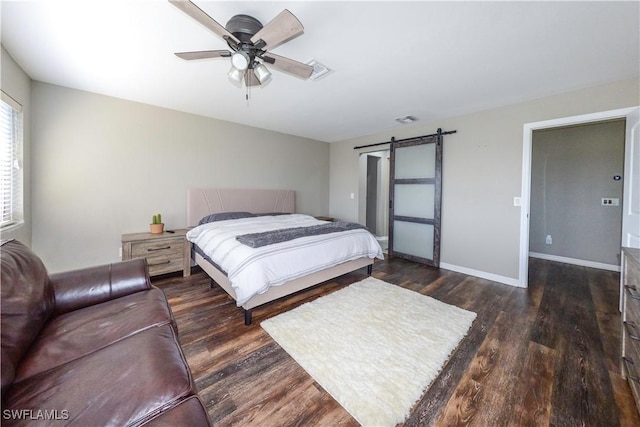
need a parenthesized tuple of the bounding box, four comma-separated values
(518, 106, 639, 287)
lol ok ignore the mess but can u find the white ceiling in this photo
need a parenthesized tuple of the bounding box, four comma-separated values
(2, 1, 639, 143)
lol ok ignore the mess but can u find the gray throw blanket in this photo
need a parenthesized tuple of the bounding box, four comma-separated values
(236, 221, 367, 248)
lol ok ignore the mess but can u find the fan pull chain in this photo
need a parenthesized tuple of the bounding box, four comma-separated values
(246, 80, 252, 104)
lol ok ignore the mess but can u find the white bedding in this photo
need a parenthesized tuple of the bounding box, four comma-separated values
(186, 214, 384, 306)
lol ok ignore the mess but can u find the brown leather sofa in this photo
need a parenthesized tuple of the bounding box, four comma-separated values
(1, 240, 211, 426)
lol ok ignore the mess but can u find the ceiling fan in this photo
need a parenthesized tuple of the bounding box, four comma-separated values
(169, 0, 313, 87)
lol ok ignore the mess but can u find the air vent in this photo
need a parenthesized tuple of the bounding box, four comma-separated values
(305, 59, 332, 80)
(395, 115, 419, 124)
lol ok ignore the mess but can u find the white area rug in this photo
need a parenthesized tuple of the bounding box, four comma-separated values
(261, 277, 476, 427)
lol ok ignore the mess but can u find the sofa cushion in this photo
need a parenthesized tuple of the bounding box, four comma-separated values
(0, 240, 55, 396)
(14, 287, 176, 382)
(139, 396, 212, 427)
(3, 324, 196, 427)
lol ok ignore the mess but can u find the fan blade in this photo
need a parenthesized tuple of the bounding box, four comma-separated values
(245, 71, 261, 87)
(175, 50, 231, 60)
(169, 0, 240, 44)
(262, 53, 313, 79)
(250, 9, 304, 50)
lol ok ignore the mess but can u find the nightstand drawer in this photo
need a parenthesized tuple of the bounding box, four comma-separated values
(626, 286, 640, 321)
(624, 321, 640, 358)
(131, 239, 184, 258)
(146, 255, 185, 276)
(622, 356, 640, 407)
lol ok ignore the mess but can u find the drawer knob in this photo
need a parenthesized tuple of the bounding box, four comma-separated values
(147, 246, 171, 252)
(623, 357, 640, 383)
(625, 285, 640, 301)
(625, 321, 640, 341)
(148, 260, 171, 267)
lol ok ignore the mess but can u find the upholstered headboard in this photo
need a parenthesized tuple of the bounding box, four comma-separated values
(187, 188, 296, 227)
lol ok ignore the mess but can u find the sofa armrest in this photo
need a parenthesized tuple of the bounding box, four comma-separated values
(51, 258, 153, 315)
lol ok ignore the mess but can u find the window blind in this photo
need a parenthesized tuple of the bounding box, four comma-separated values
(0, 93, 23, 230)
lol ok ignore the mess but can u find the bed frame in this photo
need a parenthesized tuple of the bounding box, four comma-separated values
(187, 188, 374, 325)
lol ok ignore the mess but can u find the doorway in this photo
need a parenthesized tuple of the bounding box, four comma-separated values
(529, 120, 625, 270)
(519, 106, 640, 287)
(359, 150, 389, 251)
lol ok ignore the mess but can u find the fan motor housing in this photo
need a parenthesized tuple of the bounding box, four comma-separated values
(226, 14, 263, 42)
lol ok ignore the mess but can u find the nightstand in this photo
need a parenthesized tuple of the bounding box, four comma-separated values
(121, 229, 191, 277)
(621, 247, 640, 414)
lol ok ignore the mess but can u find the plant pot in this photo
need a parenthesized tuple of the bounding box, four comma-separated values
(150, 223, 165, 234)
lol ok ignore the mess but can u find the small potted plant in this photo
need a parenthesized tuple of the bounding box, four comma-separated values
(150, 213, 164, 234)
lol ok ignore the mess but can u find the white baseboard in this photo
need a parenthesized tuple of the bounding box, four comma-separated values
(528, 252, 620, 272)
(439, 262, 524, 288)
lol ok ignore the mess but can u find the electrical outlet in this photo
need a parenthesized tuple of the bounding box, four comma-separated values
(545, 235, 552, 245)
(118, 247, 122, 258)
(601, 198, 620, 206)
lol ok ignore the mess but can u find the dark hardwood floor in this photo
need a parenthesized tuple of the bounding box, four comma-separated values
(154, 257, 640, 426)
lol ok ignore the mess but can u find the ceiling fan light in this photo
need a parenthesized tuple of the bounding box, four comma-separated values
(230, 51, 250, 71)
(253, 63, 272, 84)
(228, 66, 245, 83)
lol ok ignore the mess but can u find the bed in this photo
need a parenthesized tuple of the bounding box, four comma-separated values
(186, 188, 384, 325)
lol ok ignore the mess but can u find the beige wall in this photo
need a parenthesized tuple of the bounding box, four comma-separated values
(6, 43, 638, 282)
(31, 82, 329, 272)
(330, 78, 640, 284)
(0, 46, 32, 246)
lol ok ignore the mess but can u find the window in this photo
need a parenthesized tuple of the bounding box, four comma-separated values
(0, 91, 23, 230)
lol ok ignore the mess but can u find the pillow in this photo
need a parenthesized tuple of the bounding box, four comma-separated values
(198, 211, 255, 225)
